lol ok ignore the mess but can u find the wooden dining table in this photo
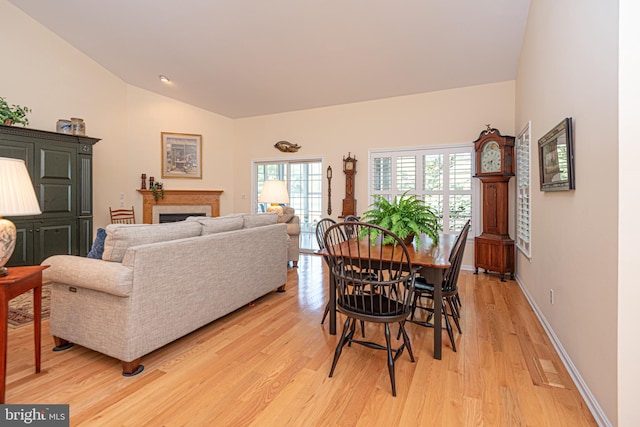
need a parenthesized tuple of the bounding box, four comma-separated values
(320, 232, 458, 360)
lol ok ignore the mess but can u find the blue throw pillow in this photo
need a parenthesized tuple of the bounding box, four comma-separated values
(87, 228, 107, 259)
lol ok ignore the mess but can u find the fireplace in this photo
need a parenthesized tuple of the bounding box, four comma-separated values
(159, 213, 206, 223)
(137, 190, 223, 224)
(156, 205, 208, 223)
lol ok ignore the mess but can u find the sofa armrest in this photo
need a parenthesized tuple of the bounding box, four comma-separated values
(41, 255, 134, 297)
(286, 219, 300, 236)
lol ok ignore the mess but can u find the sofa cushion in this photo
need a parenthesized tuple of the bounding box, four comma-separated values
(102, 221, 202, 262)
(199, 216, 244, 235)
(242, 213, 278, 228)
(87, 228, 107, 259)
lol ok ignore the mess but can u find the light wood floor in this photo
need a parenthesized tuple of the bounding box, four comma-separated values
(6, 254, 596, 426)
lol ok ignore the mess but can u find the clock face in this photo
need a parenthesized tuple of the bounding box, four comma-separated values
(481, 141, 502, 173)
(345, 161, 354, 170)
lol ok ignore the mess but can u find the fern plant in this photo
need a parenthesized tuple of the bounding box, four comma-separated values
(361, 191, 442, 246)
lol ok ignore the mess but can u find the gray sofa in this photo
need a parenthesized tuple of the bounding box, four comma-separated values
(41, 213, 288, 376)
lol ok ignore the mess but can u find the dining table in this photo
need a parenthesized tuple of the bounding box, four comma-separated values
(319, 232, 458, 360)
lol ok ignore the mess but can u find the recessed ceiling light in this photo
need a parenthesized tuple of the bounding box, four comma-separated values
(159, 75, 171, 83)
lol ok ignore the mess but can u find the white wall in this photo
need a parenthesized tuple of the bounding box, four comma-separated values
(123, 86, 236, 221)
(618, 0, 640, 424)
(0, 0, 236, 229)
(0, 0, 127, 228)
(516, 0, 618, 424)
(234, 82, 515, 209)
(234, 81, 515, 264)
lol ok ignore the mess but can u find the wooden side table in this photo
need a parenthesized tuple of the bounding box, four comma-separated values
(0, 265, 48, 403)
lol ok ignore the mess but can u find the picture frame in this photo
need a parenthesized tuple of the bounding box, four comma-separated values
(538, 118, 574, 191)
(161, 132, 202, 179)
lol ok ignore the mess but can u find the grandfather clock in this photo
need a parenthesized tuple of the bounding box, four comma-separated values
(473, 126, 515, 282)
(341, 153, 357, 217)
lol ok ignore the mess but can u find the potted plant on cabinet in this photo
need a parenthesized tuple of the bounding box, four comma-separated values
(0, 97, 31, 126)
(360, 191, 442, 246)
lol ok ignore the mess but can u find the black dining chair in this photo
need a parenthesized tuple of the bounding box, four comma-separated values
(343, 214, 359, 239)
(407, 219, 470, 352)
(317, 218, 368, 335)
(323, 222, 417, 396)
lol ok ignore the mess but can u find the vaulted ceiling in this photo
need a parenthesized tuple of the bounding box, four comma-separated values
(10, 0, 530, 118)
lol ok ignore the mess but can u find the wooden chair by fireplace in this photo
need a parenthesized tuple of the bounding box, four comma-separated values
(110, 206, 136, 224)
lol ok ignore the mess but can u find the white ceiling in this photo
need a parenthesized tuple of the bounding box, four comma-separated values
(10, 0, 530, 119)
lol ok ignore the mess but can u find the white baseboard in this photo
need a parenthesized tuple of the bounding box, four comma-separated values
(513, 273, 612, 427)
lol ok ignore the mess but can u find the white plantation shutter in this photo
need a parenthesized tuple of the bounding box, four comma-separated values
(370, 145, 475, 234)
(372, 156, 392, 198)
(396, 155, 416, 191)
(516, 123, 531, 257)
(448, 152, 472, 231)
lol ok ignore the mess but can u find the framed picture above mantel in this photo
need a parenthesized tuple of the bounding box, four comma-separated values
(161, 132, 202, 179)
(538, 118, 575, 191)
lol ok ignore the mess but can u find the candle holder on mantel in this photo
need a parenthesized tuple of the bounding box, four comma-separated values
(140, 173, 147, 190)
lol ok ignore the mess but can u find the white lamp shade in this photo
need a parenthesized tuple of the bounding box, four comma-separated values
(258, 180, 290, 205)
(0, 157, 41, 275)
(0, 157, 41, 216)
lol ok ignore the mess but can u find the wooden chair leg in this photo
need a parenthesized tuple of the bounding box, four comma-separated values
(321, 300, 331, 324)
(384, 323, 397, 397)
(448, 297, 462, 334)
(329, 317, 352, 378)
(442, 299, 456, 352)
(399, 321, 415, 362)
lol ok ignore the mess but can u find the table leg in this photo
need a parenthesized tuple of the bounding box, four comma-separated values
(329, 272, 336, 335)
(420, 267, 444, 360)
(34, 285, 42, 373)
(433, 278, 442, 360)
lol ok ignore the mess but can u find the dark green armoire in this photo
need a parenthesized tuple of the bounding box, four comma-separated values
(0, 124, 100, 266)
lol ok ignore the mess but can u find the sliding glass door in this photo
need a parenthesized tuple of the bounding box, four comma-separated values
(255, 159, 323, 252)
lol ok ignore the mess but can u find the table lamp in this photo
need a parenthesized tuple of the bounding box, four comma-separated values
(0, 157, 42, 276)
(258, 179, 289, 216)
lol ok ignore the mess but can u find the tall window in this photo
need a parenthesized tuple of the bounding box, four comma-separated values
(255, 160, 322, 251)
(516, 122, 531, 257)
(370, 145, 475, 234)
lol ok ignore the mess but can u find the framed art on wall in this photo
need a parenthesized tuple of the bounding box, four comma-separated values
(161, 132, 202, 179)
(538, 118, 574, 191)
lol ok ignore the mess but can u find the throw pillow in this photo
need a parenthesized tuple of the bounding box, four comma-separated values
(87, 228, 107, 259)
(102, 221, 202, 262)
(242, 213, 278, 228)
(278, 213, 294, 224)
(199, 216, 244, 235)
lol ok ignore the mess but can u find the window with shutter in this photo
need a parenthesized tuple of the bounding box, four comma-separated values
(516, 122, 531, 258)
(370, 145, 476, 234)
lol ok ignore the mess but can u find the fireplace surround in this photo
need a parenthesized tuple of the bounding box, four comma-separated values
(137, 190, 223, 224)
